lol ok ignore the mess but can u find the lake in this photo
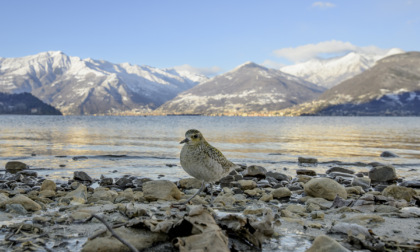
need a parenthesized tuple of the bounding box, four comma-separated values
(0, 115, 419, 182)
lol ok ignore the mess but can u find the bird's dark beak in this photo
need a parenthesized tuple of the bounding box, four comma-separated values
(180, 138, 189, 144)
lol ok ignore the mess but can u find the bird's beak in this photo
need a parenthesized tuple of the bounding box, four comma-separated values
(180, 138, 189, 144)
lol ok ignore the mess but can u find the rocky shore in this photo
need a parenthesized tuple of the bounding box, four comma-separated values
(1, 158, 420, 252)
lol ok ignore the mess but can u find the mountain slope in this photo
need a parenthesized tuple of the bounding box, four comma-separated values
(280, 52, 420, 116)
(0, 92, 62, 115)
(0, 51, 207, 115)
(155, 62, 325, 115)
(281, 48, 404, 88)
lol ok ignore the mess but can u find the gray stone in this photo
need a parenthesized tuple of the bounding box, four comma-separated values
(266, 171, 290, 181)
(5, 161, 28, 173)
(237, 180, 257, 190)
(41, 179, 56, 191)
(306, 235, 350, 252)
(304, 178, 347, 200)
(99, 177, 113, 186)
(326, 167, 355, 174)
(399, 180, 420, 188)
(298, 157, 318, 164)
(90, 187, 118, 203)
(115, 177, 133, 188)
(5, 204, 28, 215)
(74, 171, 93, 182)
(143, 180, 181, 201)
(271, 187, 292, 199)
(351, 176, 371, 190)
(368, 164, 397, 182)
(179, 178, 202, 189)
(0, 194, 42, 211)
(380, 151, 399, 158)
(296, 169, 316, 176)
(382, 185, 416, 202)
(64, 184, 88, 205)
(242, 165, 267, 178)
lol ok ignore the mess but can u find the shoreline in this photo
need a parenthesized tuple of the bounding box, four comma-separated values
(0, 160, 419, 251)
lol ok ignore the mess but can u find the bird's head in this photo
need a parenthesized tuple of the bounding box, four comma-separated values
(180, 129, 204, 145)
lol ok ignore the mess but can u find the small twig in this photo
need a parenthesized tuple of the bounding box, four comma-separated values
(87, 214, 139, 252)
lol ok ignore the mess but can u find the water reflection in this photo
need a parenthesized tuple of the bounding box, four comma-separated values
(0, 116, 419, 180)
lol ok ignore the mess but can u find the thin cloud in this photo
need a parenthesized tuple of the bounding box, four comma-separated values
(312, 2, 336, 8)
(273, 40, 394, 63)
(172, 64, 222, 77)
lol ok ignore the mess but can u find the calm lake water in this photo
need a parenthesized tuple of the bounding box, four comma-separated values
(0, 115, 419, 181)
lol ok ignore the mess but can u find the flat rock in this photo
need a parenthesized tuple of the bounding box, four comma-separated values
(296, 169, 316, 176)
(399, 180, 420, 188)
(306, 235, 350, 252)
(298, 157, 318, 165)
(380, 151, 399, 158)
(326, 167, 355, 174)
(0, 194, 42, 211)
(304, 178, 347, 200)
(82, 226, 167, 252)
(143, 180, 181, 201)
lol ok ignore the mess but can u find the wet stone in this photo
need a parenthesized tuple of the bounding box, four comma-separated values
(5, 161, 29, 174)
(266, 171, 290, 181)
(242, 165, 267, 179)
(73, 171, 93, 183)
(368, 164, 397, 182)
(298, 157, 318, 165)
(326, 167, 355, 174)
(296, 169, 316, 176)
(380, 151, 399, 158)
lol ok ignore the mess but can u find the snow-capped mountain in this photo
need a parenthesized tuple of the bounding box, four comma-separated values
(155, 62, 325, 115)
(0, 51, 207, 115)
(281, 48, 404, 88)
(279, 52, 420, 116)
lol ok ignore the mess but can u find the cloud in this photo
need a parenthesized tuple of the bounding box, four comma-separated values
(261, 59, 286, 69)
(273, 40, 393, 63)
(172, 64, 222, 77)
(312, 2, 336, 8)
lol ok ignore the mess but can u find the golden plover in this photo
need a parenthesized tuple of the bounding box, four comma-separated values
(178, 129, 238, 204)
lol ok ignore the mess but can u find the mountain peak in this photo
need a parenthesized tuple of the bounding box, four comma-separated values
(232, 61, 267, 72)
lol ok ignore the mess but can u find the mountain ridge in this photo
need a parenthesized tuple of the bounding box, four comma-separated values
(155, 62, 325, 115)
(281, 48, 404, 88)
(0, 51, 207, 115)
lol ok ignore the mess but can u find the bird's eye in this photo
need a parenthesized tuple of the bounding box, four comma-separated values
(192, 134, 198, 139)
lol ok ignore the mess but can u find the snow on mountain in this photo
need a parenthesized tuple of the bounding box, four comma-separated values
(281, 48, 405, 88)
(279, 52, 420, 116)
(155, 62, 325, 115)
(0, 51, 207, 115)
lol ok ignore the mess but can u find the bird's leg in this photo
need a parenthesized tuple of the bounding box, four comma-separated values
(175, 180, 206, 205)
(209, 182, 215, 203)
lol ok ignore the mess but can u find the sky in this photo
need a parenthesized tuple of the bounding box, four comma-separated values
(1, 0, 420, 76)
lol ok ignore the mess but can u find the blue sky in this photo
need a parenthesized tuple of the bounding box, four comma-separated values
(1, 0, 419, 75)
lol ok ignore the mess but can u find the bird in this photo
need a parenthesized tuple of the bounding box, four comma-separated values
(178, 129, 238, 204)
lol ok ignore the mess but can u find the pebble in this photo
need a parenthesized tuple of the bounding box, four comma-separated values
(0, 158, 419, 252)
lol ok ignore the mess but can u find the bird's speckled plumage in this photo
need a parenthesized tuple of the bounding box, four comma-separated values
(180, 129, 237, 183)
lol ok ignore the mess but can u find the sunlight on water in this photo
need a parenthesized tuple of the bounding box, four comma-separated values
(0, 115, 419, 180)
